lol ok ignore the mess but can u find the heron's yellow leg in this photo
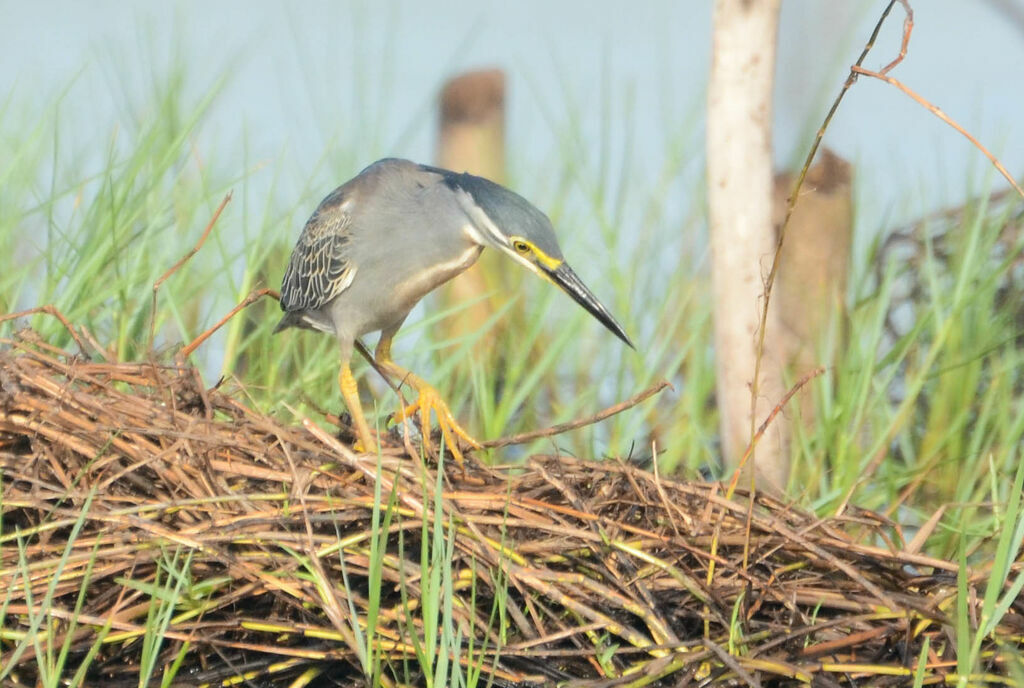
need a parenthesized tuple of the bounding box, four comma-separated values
(338, 361, 376, 453)
(375, 336, 482, 467)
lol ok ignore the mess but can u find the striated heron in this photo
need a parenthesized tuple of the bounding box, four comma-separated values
(275, 158, 632, 464)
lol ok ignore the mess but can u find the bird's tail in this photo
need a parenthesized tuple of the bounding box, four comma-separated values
(273, 310, 335, 335)
(272, 311, 302, 334)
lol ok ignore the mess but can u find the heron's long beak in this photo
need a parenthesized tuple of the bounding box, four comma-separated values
(547, 262, 634, 349)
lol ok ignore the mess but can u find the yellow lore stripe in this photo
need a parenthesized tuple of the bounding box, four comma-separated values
(528, 243, 563, 271)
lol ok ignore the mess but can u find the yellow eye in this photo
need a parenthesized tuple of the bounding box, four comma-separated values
(512, 240, 530, 254)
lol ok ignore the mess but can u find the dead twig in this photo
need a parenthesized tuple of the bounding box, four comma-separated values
(750, 0, 909, 462)
(851, 64, 1024, 199)
(180, 287, 278, 358)
(880, 0, 913, 75)
(728, 366, 827, 499)
(149, 191, 233, 349)
(480, 379, 672, 449)
(0, 305, 88, 354)
(707, 365, 827, 608)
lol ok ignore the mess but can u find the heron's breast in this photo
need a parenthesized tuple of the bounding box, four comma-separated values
(392, 243, 483, 309)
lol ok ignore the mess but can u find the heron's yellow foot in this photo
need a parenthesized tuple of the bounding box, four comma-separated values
(349, 428, 388, 453)
(391, 383, 482, 468)
(338, 363, 378, 454)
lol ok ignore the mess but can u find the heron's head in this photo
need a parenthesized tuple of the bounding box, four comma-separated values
(438, 168, 634, 349)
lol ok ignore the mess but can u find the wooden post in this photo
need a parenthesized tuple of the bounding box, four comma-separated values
(437, 69, 506, 182)
(435, 69, 507, 349)
(773, 149, 853, 420)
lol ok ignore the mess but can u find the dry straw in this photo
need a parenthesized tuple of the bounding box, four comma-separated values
(2, 329, 1021, 686)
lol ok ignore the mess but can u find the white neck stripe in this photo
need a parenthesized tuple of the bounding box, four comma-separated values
(453, 187, 508, 248)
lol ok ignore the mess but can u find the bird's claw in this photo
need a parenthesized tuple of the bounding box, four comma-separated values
(390, 385, 482, 469)
(350, 433, 385, 454)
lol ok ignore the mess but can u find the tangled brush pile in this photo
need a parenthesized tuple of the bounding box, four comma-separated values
(1, 330, 1021, 686)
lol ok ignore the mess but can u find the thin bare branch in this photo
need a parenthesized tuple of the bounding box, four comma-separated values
(179, 287, 278, 358)
(750, 0, 908, 461)
(480, 380, 672, 450)
(851, 64, 1024, 199)
(149, 191, 233, 349)
(0, 304, 88, 353)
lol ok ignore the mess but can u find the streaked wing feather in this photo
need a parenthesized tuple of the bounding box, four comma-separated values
(280, 194, 356, 312)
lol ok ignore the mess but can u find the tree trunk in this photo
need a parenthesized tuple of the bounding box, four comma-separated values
(707, 0, 787, 491)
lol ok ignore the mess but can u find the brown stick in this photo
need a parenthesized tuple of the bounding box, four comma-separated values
(727, 367, 827, 499)
(480, 380, 672, 450)
(149, 191, 233, 349)
(709, 365, 826, 590)
(180, 288, 278, 358)
(879, 0, 914, 75)
(851, 65, 1024, 199)
(0, 305, 88, 353)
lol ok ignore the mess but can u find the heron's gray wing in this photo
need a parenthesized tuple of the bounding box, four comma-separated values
(279, 188, 357, 313)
